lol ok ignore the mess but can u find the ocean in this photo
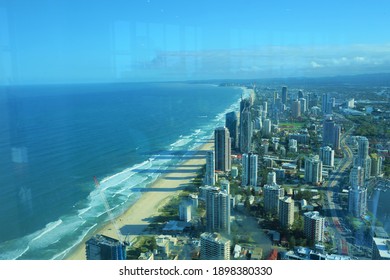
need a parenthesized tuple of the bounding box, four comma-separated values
(0, 82, 243, 259)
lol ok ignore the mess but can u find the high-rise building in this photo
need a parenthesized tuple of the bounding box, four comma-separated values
(319, 146, 334, 167)
(263, 172, 284, 215)
(179, 202, 192, 222)
(263, 118, 272, 137)
(279, 196, 295, 229)
(225, 111, 239, 150)
(292, 100, 301, 118)
(86, 234, 126, 260)
(322, 117, 341, 150)
(371, 153, 383, 177)
(214, 127, 231, 172)
(355, 136, 371, 180)
(239, 107, 253, 154)
(322, 93, 333, 115)
(348, 185, 367, 218)
(298, 90, 304, 99)
(241, 153, 258, 187)
(205, 150, 215, 185)
(304, 155, 322, 184)
(303, 211, 325, 244)
(203, 186, 231, 234)
(350, 166, 364, 188)
(200, 232, 230, 260)
(281, 86, 288, 105)
(299, 98, 307, 114)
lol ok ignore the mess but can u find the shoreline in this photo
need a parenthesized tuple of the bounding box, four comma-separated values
(65, 140, 214, 260)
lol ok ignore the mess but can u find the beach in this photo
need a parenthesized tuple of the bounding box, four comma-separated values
(65, 140, 214, 260)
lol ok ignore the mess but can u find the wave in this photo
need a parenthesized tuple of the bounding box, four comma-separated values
(0, 87, 242, 260)
(30, 219, 63, 243)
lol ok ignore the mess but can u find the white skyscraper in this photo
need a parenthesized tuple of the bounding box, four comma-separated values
(263, 172, 284, 215)
(205, 150, 215, 186)
(355, 136, 371, 180)
(319, 146, 334, 167)
(304, 155, 323, 184)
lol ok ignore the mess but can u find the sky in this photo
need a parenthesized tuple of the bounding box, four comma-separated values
(0, 0, 389, 84)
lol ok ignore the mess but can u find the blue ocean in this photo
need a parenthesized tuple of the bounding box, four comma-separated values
(0, 82, 242, 259)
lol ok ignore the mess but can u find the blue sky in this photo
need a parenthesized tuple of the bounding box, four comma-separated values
(0, 0, 389, 84)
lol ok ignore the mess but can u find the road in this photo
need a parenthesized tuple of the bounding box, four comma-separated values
(323, 123, 354, 256)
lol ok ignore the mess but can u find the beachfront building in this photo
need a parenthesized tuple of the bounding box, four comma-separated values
(303, 211, 325, 244)
(202, 186, 231, 235)
(241, 153, 258, 188)
(85, 234, 126, 260)
(279, 196, 295, 229)
(200, 232, 230, 260)
(179, 202, 192, 222)
(372, 238, 390, 260)
(225, 111, 239, 150)
(304, 155, 322, 185)
(239, 107, 253, 154)
(214, 127, 231, 172)
(205, 150, 215, 186)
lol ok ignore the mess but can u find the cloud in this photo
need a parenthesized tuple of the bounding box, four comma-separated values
(120, 43, 390, 80)
(310, 61, 323, 68)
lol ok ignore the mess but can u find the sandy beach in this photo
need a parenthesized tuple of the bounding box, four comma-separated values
(65, 140, 214, 260)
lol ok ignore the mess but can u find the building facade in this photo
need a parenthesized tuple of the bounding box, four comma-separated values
(86, 234, 126, 260)
(303, 211, 325, 244)
(214, 127, 231, 172)
(241, 153, 258, 187)
(200, 232, 230, 260)
(279, 196, 295, 229)
(304, 155, 323, 184)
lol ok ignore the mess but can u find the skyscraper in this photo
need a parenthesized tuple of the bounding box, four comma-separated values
(299, 97, 307, 114)
(303, 211, 325, 244)
(263, 172, 284, 215)
(279, 196, 295, 229)
(225, 111, 239, 150)
(319, 146, 334, 167)
(281, 86, 288, 105)
(86, 234, 126, 260)
(304, 155, 322, 184)
(263, 118, 272, 137)
(355, 136, 371, 180)
(239, 107, 253, 154)
(241, 153, 258, 187)
(205, 150, 215, 186)
(348, 185, 367, 218)
(322, 117, 341, 150)
(292, 100, 301, 118)
(322, 93, 333, 115)
(214, 127, 231, 172)
(203, 186, 231, 234)
(200, 232, 230, 260)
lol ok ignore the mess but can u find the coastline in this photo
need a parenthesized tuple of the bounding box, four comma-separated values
(65, 140, 214, 260)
